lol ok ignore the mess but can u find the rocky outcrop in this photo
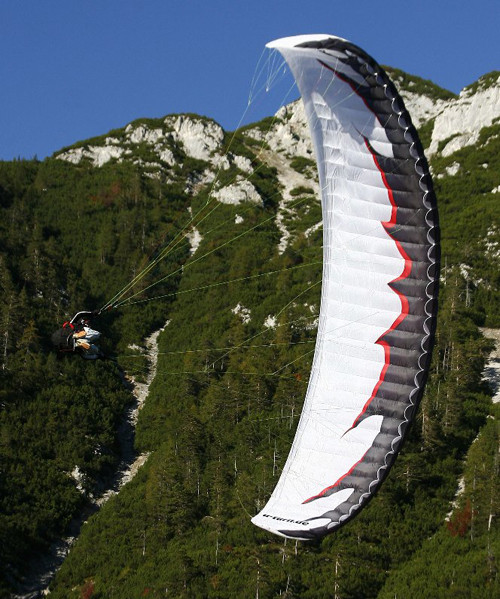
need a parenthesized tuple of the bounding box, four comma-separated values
(212, 178, 262, 206)
(58, 142, 126, 168)
(428, 73, 500, 156)
(164, 115, 224, 161)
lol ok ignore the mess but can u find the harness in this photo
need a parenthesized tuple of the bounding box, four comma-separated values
(51, 325, 76, 352)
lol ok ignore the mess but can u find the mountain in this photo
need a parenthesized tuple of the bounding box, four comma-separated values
(0, 69, 499, 598)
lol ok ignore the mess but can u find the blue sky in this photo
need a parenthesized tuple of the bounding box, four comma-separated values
(1, 0, 498, 161)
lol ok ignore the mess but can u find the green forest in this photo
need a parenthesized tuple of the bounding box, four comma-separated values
(1, 80, 499, 598)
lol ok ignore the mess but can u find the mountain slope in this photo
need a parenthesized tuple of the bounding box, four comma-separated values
(0, 68, 499, 598)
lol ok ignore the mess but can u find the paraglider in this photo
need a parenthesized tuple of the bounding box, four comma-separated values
(251, 35, 439, 540)
(51, 310, 105, 360)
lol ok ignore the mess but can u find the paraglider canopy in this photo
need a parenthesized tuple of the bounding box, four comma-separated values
(251, 34, 439, 540)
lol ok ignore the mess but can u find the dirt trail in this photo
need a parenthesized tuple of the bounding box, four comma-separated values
(10, 326, 165, 598)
